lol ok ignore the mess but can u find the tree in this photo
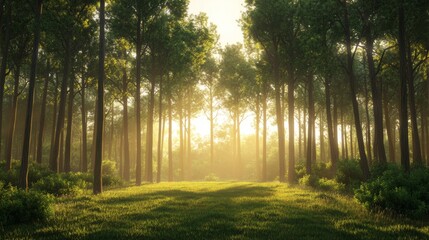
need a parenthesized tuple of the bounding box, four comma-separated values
(93, 0, 105, 194)
(18, 0, 43, 191)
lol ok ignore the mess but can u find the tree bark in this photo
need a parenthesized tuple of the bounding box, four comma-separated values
(145, 64, 155, 183)
(93, 0, 105, 194)
(256, 94, 260, 180)
(135, 10, 142, 186)
(5, 65, 20, 170)
(81, 71, 88, 172)
(306, 75, 314, 174)
(406, 43, 422, 165)
(342, 0, 370, 179)
(383, 88, 395, 163)
(50, 39, 71, 173)
(262, 88, 267, 181)
(398, 0, 410, 171)
(19, 0, 42, 190)
(157, 75, 163, 183)
(0, 3, 11, 160)
(168, 95, 173, 181)
(36, 59, 50, 164)
(287, 74, 295, 182)
(325, 78, 339, 172)
(122, 67, 130, 181)
(64, 75, 74, 172)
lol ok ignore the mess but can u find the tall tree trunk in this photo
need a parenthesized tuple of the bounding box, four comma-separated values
(383, 88, 395, 163)
(36, 59, 50, 164)
(157, 75, 163, 183)
(64, 76, 75, 172)
(187, 91, 192, 179)
(135, 11, 142, 186)
(298, 110, 302, 161)
(363, 66, 373, 164)
(59, 130, 64, 172)
(122, 68, 130, 181)
(306, 75, 314, 174)
(287, 74, 295, 182)
(0, 3, 11, 160)
(320, 115, 325, 162)
(168, 95, 173, 181)
(325, 79, 339, 172)
(19, 0, 42, 190)
(210, 86, 214, 167)
(256, 94, 260, 180)
(237, 109, 241, 179)
(50, 78, 58, 163)
(5, 65, 20, 170)
(145, 67, 155, 183)
(179, 96, 184, 180)
(93, 0, 105, 194)
(262, 88, 267, 181)
(50, 39, 71, 173)
(365, 29, 387, 164)
(406, 43, 422, 165)
(398, 0, 410, 171)
(81, 72, 88, 172)
(342, 0, 370, 179)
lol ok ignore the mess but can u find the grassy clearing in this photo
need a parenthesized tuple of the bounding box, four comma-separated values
(1, 182, 428, 240)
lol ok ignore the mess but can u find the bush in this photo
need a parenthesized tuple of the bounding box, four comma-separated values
(32, 172, 87, 196)
(335, 159, 363, 189)
(299, 174, 345, 192)
(355, 166, 429, 218)
(0, 184, 53, 225)
(204, 173, 219, 182)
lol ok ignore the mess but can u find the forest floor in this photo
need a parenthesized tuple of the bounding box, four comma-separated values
(1, 182, 429, 240)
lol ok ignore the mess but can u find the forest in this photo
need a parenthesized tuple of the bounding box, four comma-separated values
(1, 0, 429, 239)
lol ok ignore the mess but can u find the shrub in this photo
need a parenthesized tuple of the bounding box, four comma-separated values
(314, 162, 332, 179)
(204, 173, 219, 182)
(0, 185, 52, 225)
(299, 174, 345, 192)
(335, 159, 363, 189)
(355, 166, 429, 218)
(32, 173, 87, 196)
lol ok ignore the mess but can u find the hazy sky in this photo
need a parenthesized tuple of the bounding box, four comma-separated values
(188, 0, 245, 46)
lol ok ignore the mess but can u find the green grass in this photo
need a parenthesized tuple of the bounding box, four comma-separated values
(1, 182, 428, 239)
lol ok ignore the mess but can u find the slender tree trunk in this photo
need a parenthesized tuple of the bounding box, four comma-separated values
(59, 130, 64, 172)
(122, 68, 130, 181)
(325, 79, 338, 172)
(81, 72, 88, 172)
(406, 43, 422, 165)
(210, 86, 214, 167)
(50, 78, 58, 163)
(398, 0, 410, 171)
(168, 95, 173, 181)
(135, 11, 143, 186)
(145, 66, 156, 183)
(36, 59, 50, 164)
(179, 96, 184, 180)
(19, 0, 42, 190)
(237, 109, 241, 179)
(187, 91, 192, 179)
(5, 65, 21, 170)
(50, 40, 71, 173)
(350, 122, 354, 158)
(342, 0, 370, 179)
(0, 3, 11, 160)
(364, 66, 373, 164)
(298, 110, 302, 161)
(365, 30, 387, 164)
(262, 88, 267, 181)
(383, 88, 395, 163)
(256, 94, 260, 180)
(320, 115, 325, 162)
(306, 75, 314, 174)
(93, 0, 105, 194)
(287, 74, 295, 182)
(64, 76, 75, 172)
(157, 75, 163, 183)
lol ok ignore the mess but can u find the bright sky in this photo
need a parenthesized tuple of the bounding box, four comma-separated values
(188, 0, 245, 46)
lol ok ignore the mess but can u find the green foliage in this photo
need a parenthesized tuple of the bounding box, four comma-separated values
(0, 184, 53, 225)
(299, 174, 345, 192)
(101, 160, 122, 187)
(355, 166, 429, 218)
(335, 159, 364, 189)
(32, 173, 87, 196)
